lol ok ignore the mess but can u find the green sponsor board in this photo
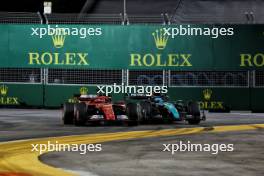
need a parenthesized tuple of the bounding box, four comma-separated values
(44, 85, 124, 107)
(0, 24, 264, 111)
(0, 83, 43, 106)
(0, 24, 263, 70)
(168, 87, 251, 110)
(0, 82, 262, 111)
(45, 86, 254, 110)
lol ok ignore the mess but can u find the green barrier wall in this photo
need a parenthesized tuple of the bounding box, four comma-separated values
(0, 24, 263, 70)
(0, 83, 262, 111)
(44, 85, 124, 107)
(168, 88, 251, 110)
(43, 86, 255, 111)
(0, 24, 263, 111)
(251, 88, 264, 111)
(0, 84, 43, 107)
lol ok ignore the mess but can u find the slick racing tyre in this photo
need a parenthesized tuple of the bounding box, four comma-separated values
(187, 118, 201, 125)
(126, 103, 139, 125)
(62, 103, 74, 124)
(188, 101, 201, 116)
(187, 101, 201, 125)
(140, 101, 151, 120)
(73, 103, 87, 126)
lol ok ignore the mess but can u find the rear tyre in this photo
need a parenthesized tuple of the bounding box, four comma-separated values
(187, 118, 201, 125)
(62, 103, 74, 124)
(188, 101, 201, 116)
(187, 101, 201, 125)
(140, 101, 151, 121)
(74, 103, 87, 126)
(126, 103, 139, 126)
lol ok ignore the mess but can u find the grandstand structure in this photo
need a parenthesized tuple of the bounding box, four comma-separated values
(0, 0, 263, 24)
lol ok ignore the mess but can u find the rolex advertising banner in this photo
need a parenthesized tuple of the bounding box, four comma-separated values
(0, 24, 264, 70)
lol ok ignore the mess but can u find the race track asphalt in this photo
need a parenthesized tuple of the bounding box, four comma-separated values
(0, 109, 264, 176)
(41, 130, 264, 176)
(0, 109, 264, 142)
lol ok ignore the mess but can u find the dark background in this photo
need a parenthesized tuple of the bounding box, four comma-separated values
(0, 0, 179, 14)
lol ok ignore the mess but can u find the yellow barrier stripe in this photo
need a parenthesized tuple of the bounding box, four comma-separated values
(0, 123, 264, 176)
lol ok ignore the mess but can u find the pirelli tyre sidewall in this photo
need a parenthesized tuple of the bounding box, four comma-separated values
(62, 103, 74, 125)
(74, 103, 87, 126)
(187, 101, 201, 125)
(126, 103, 140, 124)
(140, 101, 152, 121)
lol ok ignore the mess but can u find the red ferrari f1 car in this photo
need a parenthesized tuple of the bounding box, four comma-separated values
(62, 94, 137, 126)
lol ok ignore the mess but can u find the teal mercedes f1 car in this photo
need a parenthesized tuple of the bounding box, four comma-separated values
(125, 94, 206, 125)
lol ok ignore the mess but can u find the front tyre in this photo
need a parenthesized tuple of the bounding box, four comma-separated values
(74, 103, 87, 126)
(62, 103, 74, 124)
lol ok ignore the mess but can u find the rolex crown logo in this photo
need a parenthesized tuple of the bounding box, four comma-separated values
(152, 28, 169, 50)
(80, 87, 88, 95)
(52, 34, 66, 48)
(203, 89, 212, 101)
(0, 85, 8, 96)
